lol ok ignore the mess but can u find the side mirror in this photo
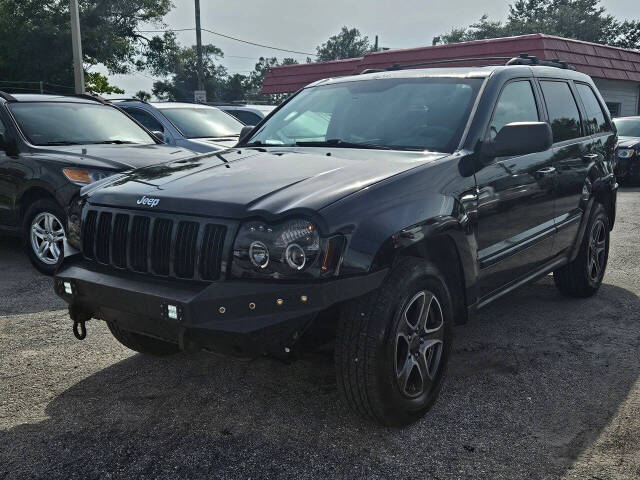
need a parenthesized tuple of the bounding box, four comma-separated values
(151, 130, 165, 142)
(238, 125, 254, 144)
(481, 122, 553, 160)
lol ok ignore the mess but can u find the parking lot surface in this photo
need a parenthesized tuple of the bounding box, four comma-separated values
(1, 189, 639, 480)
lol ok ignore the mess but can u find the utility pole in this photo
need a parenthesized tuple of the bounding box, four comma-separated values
(374, 35, 379, 52)
(69, 0, 85, 94)
(194, 0, 204, 94)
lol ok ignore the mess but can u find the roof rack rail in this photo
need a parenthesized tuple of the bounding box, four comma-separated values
(108, 97, 149, 104)
(71, 93, 107, 104)
(0, 91, 17, 102)
(364, 57, 513, 74)
(506, 53, 576, 70)
(360, 53, 575, 74)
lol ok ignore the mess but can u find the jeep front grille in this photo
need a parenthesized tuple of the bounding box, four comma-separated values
(81, 208, 227, 281)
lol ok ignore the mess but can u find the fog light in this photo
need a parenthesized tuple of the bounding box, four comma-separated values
(167, 305, 178, 320)
(249, 241, 269, 268)
(63, 281, 73, 295)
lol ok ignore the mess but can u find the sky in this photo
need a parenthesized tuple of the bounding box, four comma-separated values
(100, 0, 640, 97)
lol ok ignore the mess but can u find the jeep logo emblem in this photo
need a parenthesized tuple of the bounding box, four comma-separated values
(136, 196, 160, 208)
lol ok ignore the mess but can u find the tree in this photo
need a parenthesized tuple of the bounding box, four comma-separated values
(134, 90, 152, 101)
(221, 74, 248, 102)
(0, 0, 172, 92)
(243, 57, 298, 103)
(433, 0, 640, 50)
(148, 36, 228, 101)
(316, 27, 372, 61)
(85, 72, 124, 95)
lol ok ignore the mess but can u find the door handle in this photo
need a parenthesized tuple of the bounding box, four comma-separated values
(536, 166, 556, 175)
(583, 154, 599, 162)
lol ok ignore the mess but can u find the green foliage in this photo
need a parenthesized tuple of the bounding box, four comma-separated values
(433, 0, 640, 49)
(150, 44, 298, 103)
(0, 0, 173, 91)
(149, 36, 228, 102)
(134, 90, 152, 101)
(85, 72, 124, 95)
(316, 27, 372, 61)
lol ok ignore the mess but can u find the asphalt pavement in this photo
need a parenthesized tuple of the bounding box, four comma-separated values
(1, 188, 639, 479)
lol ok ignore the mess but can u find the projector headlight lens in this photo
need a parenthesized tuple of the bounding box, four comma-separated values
(232, 218, 339, 279)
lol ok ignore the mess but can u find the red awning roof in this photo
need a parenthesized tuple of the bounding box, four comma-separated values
(262, 34, 640, 94)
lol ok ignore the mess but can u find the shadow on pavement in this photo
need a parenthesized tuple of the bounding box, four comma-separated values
(1, 278, 639, 479)
(0, 237, 65, 316)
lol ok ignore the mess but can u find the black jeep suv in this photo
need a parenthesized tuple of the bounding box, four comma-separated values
(0, 93, 196, 274)
(55, 59, 617, 426)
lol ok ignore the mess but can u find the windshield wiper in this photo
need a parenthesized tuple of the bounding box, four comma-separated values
(294, 139, 392, 150)
(89, 140, 139, 145)
(244, 140, 267, 147)
(40, 141, 81, 146)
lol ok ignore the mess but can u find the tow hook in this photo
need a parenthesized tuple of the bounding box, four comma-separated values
(73, 320, 87, 340)
(69, 306, 92, 341)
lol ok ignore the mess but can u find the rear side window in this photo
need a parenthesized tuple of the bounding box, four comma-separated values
(489, 81, 539, 139)
(124, 108, 164, 132)
(540, 81, 583, 143)
(230, 110, 262, 126)
(575, 83, 609, 135)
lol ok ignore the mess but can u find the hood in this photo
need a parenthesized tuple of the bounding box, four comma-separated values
(30, 143, 197, 171)
(618, 136, 640, 149)
(85, 147, 447, 219)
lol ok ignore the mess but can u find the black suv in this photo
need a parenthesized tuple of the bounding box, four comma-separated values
(612, 116, 640, 184)
(0, 93, 197, 274)
(55, 58, 617, 426)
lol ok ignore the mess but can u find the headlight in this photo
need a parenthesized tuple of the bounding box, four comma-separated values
(63, 168, 115, 185)
(66, 196, 85, 250)
(232, 218, 345, 279)
(617, 148, 635, 158)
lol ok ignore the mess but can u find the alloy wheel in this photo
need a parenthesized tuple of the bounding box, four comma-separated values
(587, 218, 607, 283)
(394, 290, 444, 398)
(30, 212, 65, 265)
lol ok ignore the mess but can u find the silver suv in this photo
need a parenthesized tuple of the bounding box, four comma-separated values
(113, 100, 244, 153)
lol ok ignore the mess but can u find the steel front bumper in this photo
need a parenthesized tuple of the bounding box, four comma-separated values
(54, 256, 388, 356)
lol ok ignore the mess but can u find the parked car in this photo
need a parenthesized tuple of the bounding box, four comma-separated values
(55, 57, 617, 426)
(0, 92, 198, 274)
(217, 104, 276, 126)
(612, 116, 640, 184)
(112, 100, 244, 153)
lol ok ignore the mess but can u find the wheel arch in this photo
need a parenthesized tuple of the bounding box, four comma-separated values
(592, 179, 616, 231)
(17, 185, 62, 226)
(373, 221, 474, 326)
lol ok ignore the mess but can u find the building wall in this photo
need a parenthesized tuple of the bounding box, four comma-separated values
(593, 78, 640, 117)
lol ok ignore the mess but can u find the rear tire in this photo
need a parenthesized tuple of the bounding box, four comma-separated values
(553, 202, 609, 298)
(335, 258, 453, 426)
(23, 199, 66, 276)
(107, 321, 180, 356)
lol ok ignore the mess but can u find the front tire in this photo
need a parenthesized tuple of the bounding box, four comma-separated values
(553, 202, 610, 297)
(335, 258, 453, 426)
(107, 321, 180, 356)
(23, 199, 66, 275)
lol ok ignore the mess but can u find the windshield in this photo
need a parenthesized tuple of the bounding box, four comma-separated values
(8, 102, 155, 146)
(161, 107, 243, 138)
(613, 117, 640, 137)
(247, 77, 483, 152)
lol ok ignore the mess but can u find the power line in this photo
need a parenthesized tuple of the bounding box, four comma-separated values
(138, 27, 315, 56)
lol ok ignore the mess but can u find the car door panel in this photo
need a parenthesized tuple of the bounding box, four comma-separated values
(0, 114, 17, 225)
(539, 80, 600, 257)
(475, 79, 557, 298)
